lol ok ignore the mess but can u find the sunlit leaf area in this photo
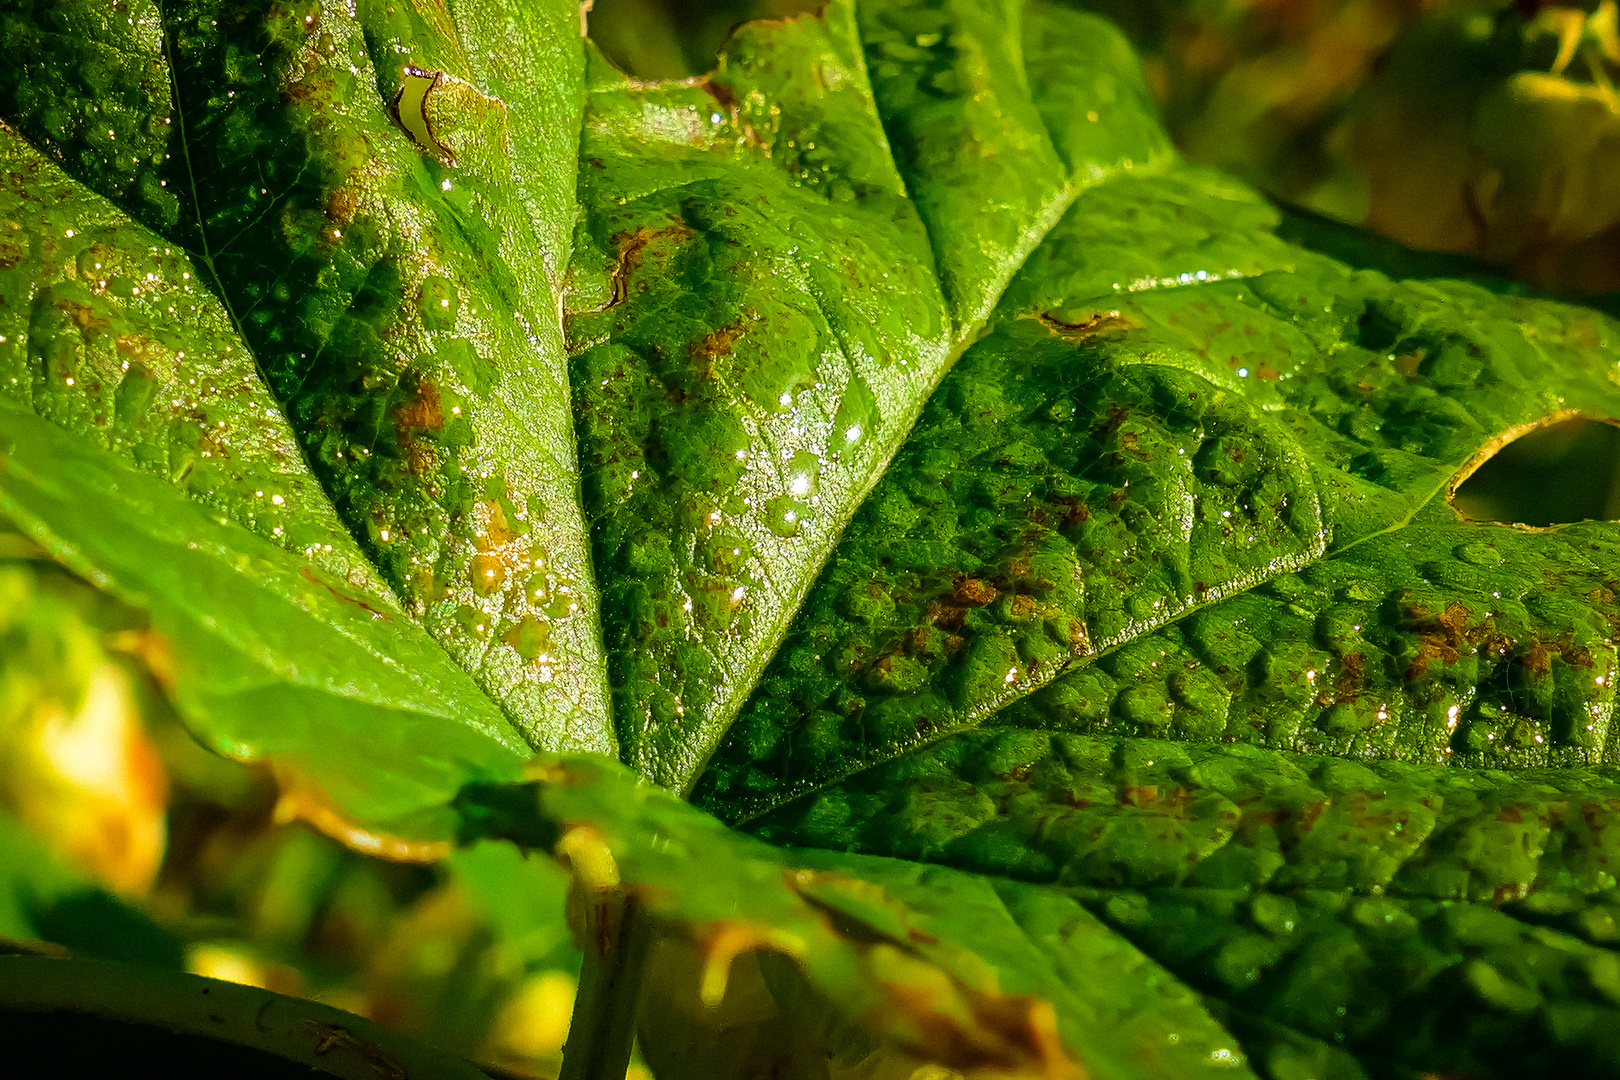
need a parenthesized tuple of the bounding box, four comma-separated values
(3, 1, 1620, 1078)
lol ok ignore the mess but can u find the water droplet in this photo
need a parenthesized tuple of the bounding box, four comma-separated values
(763, 495, 808, 538)
(503, 616, 551, 660)
(526, 571, 549, 602)
(74, 243, 114, 283)
(785, 450, 821, 498)
(471, 552, 505, 596)
(418, 275, 459, 331)
(831, 374, 876, 455)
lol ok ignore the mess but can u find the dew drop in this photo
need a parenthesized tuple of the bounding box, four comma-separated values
(785, 450, 821, 498)
(418, 275, 460, 331)
(471, 552, 505, 596)
(763, 495, 808, 538)
(503, 615, 551, 660)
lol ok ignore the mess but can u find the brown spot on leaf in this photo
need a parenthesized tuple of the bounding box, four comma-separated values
(324, 185, 360, 230)
(602, 222, 696, 311)
(1038, 309, 1138, 340)
(1053, 497, 1090, 530)
(394, 378, 445, 432)
(1492, 882, 1525, 905)
(953, 576, 1000, 606)
(701, 78, 737, 110)
(480, 499, 518, 547)
(1401, 601, 1516, 681)
(688, 316, 749, 374)
(1521, 641, 1555, 677)
(1336, 652, 1368, 701)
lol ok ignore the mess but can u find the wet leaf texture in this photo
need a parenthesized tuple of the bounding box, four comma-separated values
(0, 119, 525, 840)
(568, 0, 1170, 787)
(0, 0, 612, 753)
(697, 164, 1620, 822)
(8, 1, 1620, 1075)
(753, 730, 1620, 1078)
(459, 756, 1246, 1080)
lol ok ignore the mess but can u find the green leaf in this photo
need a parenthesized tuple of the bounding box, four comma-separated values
(696, 159, 1620, 820)
(569, 0, 1168, 788)
(9, 0, 1620, 1075)
(0, 125, 525, 839)
(0, 0, 612, 753)
(459, 755, 1251, 1080)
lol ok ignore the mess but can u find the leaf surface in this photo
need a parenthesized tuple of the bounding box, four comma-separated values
(567, 0, 1168, 787)
(0, 123, 525, 839)
(8, 0, 1620, 1075)
(458, 755, 1251, 1080)
(1, 0, 612, 753)
(696, 161, 1620, 820)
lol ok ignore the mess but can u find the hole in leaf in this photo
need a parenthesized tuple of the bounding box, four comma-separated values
(389, 67, 453, 163)
(1450, 417, 1620, 527)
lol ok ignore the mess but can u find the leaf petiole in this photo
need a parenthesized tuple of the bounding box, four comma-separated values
(559, 890, 654, 1080)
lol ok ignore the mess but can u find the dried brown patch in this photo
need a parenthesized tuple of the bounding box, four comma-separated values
(1336, 651, 1368, 701)
(953, 576, 1000, 606)
(1401, 601, 1516, 681)
(1521, 641, 1555, 677)
(394, 378, 445, 432)
(324, 185, 360, 230)
(689, 316, 749, 376)
(1038, 309, 1138, 340)
(602, 222, 696, 310)
(55, 297, 109, 334)
(480, 499, 518, 547)
(1067, 618, 1090, 651)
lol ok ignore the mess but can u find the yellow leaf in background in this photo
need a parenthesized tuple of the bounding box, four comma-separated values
(24, 661, 168, 895)
(0, 564, 167, 896)
(482, 969, 576, 1070)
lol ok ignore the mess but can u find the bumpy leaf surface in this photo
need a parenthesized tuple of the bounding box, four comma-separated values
(8, 0, 1620, 1075)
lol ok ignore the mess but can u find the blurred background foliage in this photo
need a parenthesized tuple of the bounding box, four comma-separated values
(0, 527, 589, 1078)
(4, 1, 1619, 1077)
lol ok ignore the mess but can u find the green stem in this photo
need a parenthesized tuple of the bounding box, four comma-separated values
(558, 892, 653, 1080)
